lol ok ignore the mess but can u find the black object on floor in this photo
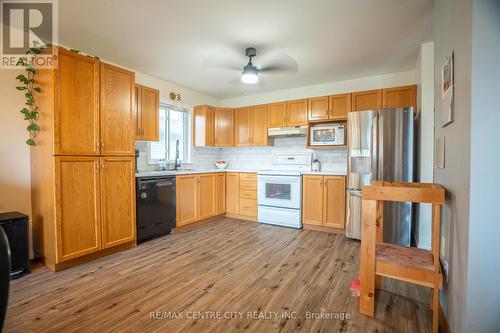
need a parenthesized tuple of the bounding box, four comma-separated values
(0, 225, 11, 332)
(0, 212, 30, 279)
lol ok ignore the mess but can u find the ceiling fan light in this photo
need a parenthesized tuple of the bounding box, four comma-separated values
(241, 72, 259, 84)
(241, 63, 259, 84)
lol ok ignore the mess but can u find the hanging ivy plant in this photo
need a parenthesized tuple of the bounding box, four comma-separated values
(16, 43, 45, 146)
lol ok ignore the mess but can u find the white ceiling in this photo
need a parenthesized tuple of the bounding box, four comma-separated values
(59, 0, 432, 99)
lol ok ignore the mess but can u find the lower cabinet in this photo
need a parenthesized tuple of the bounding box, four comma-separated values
(215, 173, 226, 215)
(238, 173, 257, 218)
(176, 173, 225, 227)
(100, 157, 136, 248)
(225, 172, 257, 218)
(302, 175, 346, 229)
(226, 173, 239, 214)
(55, 156, 135, 263)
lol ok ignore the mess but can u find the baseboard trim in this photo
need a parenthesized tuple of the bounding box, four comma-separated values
(42, 241, 136, 272)
(173, 214, 227, 232)
(303, 224, 345, 234)
(439, 302, 452, 333)
(225, 213, 257, 222)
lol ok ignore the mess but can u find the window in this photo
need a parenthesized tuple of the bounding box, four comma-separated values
(149, 105, 191, 164)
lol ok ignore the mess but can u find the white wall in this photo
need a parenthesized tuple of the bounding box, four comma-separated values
(415, 42, 435, 250)
(433, 0, 473, 332)
(0, 69, 33, 253)
(218, 70, 417, 107)
(466, 0, 500, 331)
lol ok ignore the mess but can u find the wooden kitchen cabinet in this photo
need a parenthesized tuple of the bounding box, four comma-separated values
(322, 176, 346, 229)
(215, 173, 226, 215)
(176, 175, 198, 226)
(176, 173, 222, 226)
(250, 104, 271, 146)
(238, 173, 257, 218)
(55, 156, 102, 262)
(302, 175, 324, 226)
(197, 173, 216, 220)
(193, 105, 215, 147)
(351, 89, 382, 111)
(382, 85, 417, 110)
(55, 48, 100, 155)
(329, 93, 351, 120)
(100, 62, 135, 155)
(135, 84, 159, 141)
(100, 157, 136, 248)
(30, 47, 137, 271)
(234, 107, 251, 146)
(308, 96, 329, 121)
(302, 175, 346, 229)
(286, 99, 308, 126)
(214, 107, 234, 146)
(226, 173, 240, 214)
(268, 102, 287, 127)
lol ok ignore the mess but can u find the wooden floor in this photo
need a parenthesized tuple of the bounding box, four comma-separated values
(4, 218, 432, 333)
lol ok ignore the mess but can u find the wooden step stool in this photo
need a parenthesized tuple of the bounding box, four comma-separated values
(358, 181, 445, 333)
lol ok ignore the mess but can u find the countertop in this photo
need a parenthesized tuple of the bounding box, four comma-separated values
(135, 169, 347, 178)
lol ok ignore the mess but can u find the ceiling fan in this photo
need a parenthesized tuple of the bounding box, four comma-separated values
(202, 46, 298, 85)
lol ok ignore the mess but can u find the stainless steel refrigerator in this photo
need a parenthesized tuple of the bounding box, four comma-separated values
(346, 107, 414, 246)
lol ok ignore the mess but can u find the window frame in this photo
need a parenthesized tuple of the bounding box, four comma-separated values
(148, 103, 192, 165)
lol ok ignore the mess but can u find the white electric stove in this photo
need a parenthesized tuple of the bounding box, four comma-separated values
(257, 153, 312, 228)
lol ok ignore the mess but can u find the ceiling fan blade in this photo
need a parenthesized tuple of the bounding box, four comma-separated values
(201, 48, 243, 71)
(257, 51, 298, 73)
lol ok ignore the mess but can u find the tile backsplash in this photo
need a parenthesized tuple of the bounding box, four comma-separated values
(135, 137, 347, 173)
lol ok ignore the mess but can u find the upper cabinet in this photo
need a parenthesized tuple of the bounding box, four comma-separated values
(268, 100, 307, 127)
(286, 99, 308, 126)
(214, 107, 234, 147)
(308, 96, 329, 121)
(234, 107, 251, 146)
(54, 49, 135, 156)
(351, 85, 417, 112)
(135, 84, 159, 141)
(307, 94, 351, 122)
(351, 89, 382, 111)
(329, 93, 351, 120)
(382, 85, 417, 110)
(100, 63, 135, 156)
(235, 105, 272, 146)
(268, 102, 287, 128)
(55, 49, 100, 155)
(193, 105, 215, 147)
(250, 104, 271, 146)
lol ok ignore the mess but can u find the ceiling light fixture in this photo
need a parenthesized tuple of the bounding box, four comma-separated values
(241, 64, 258, 84)
(241, 47, 259, 84)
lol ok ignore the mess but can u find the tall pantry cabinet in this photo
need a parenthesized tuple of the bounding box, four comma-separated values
(31, 47, 136, 271)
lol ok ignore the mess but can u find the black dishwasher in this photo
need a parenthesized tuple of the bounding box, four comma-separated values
(136, 176, 176, 243)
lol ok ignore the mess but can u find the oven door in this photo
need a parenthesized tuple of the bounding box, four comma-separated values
(257, 175, 301, 210)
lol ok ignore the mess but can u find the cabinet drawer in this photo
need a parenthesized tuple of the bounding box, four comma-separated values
(239, 173, 257, 182)
(239, 198, 257, 217)
(239, 180, 257, 191)
(240, 189, 257, 200)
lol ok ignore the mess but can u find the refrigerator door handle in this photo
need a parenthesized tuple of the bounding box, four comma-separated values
(377, 111, 384, 181)
(371, 112, 378, 183)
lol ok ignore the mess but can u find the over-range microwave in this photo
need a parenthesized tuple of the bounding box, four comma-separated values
(310, 124, 345, 146)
